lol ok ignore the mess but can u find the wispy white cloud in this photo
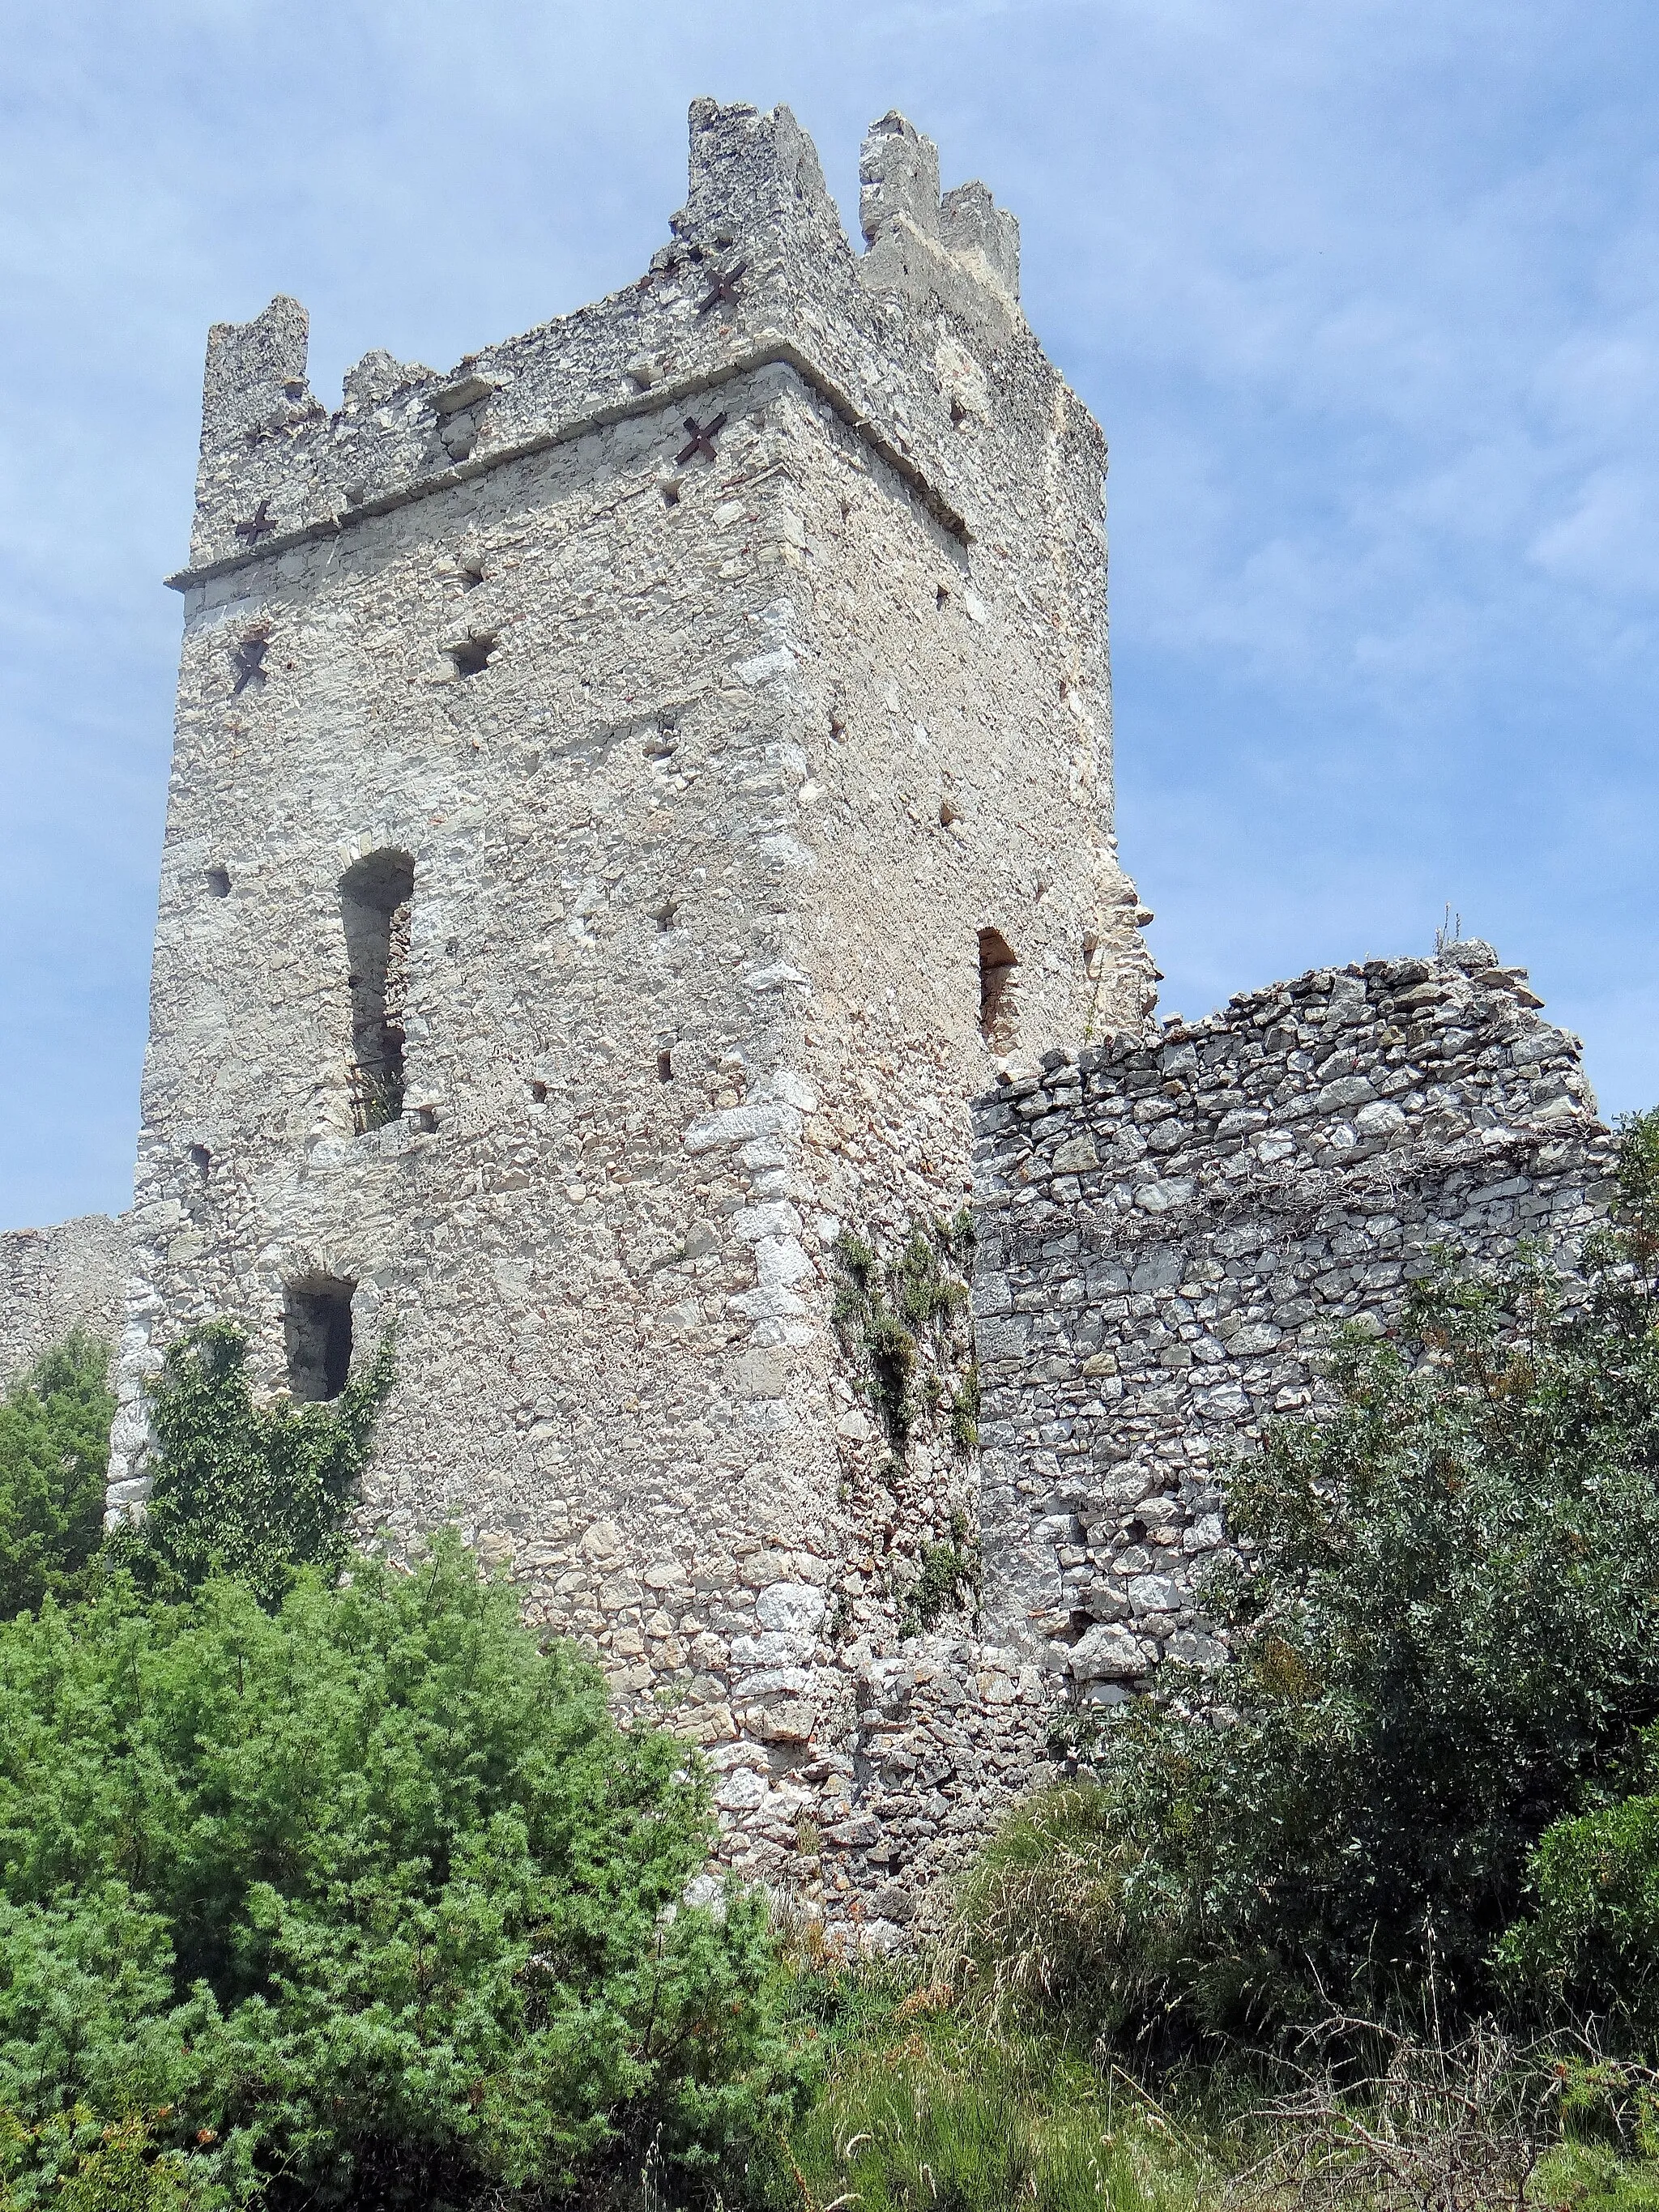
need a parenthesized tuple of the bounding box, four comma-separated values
(1, 0, 1657, 1225)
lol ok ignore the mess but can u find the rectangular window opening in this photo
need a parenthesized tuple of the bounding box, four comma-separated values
(978, 927, 1019, 1048)
(284, 1278, 355, 1403)
(340, 850, 415, 1132)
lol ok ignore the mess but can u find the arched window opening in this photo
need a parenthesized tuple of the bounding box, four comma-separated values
(978, 927, 1019, 1047)
(340, 849, 415, 1132)
(284, 1276, 355, 1402)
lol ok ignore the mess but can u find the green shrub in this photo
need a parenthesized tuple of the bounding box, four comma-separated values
(0, 1539, 806, 2209)
(0, 1333, 114, 1620)
(131, 1319, 393, 1604)
(0, 2108, 203, 2212)
(1499, 1744, 1659, 2039)
(957, 1112, 1659, 2048)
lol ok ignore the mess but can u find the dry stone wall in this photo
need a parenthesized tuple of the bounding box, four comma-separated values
(971, 940, 1615, 1693)
(0, 1214, 126, 1389)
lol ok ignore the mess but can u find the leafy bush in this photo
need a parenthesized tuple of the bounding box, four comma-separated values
(1499, 1741, 1659, 2040)
(957, 1113, 1659, 2048)
(131, 1319, 393, 1604)
(0, 2108, 203, 2212)
(0, 1539, 806, 2209)
(0, 1333, 114, 1620)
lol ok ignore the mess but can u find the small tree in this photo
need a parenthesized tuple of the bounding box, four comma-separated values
(0, 1332, 114, 1620)
(0, 1541, 807, 2210)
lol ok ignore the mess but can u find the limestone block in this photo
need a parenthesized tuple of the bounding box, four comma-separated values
(1069, 1624, 1144, 1681)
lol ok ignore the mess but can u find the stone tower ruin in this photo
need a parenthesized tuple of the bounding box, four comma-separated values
(102, 99, 1155, 1903)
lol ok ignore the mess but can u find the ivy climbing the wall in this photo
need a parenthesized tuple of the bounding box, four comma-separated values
(832, 1213, 983, 1638)
(123, 1319, 395, 1605)
(831, 1211, 977, 1453)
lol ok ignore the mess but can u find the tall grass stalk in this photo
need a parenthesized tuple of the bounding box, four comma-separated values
(783, 1999, 1212, 2212)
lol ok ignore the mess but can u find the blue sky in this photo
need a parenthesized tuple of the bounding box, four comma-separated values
(2, 0, 1657, 1230)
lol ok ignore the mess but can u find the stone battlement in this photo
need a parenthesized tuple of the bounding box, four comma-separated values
(180, 102, 1059, 587)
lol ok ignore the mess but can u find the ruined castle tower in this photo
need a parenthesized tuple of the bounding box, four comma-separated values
(105, 100, 1154, 1898)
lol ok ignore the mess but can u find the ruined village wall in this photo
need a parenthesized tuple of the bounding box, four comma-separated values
(970, 944, 1614, 1692)
(0, 1213, 127, 1389)
(104, 97, 1153, 1932)
(745, 940, 1623, 1941)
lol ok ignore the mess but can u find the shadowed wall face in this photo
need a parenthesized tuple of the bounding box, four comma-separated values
(284, 1276, 355, 1402)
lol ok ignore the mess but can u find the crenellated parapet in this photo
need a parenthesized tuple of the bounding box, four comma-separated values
(181, 99, 1074, 590)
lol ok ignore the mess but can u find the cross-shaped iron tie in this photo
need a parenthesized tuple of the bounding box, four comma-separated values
(234, 497, 276, 545)
(676, 411, 727, 467)
(697, 262, 746, 315)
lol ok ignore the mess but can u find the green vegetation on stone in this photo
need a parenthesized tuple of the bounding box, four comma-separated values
(131, 1319, 394, 1604)
(832, 1216, 975, 1454)
(0, 1332, 114, 1618)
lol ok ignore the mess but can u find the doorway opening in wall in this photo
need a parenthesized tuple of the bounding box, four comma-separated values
(340, 850, 415, 1132)
(978, 927, 1019, 1048)
(284, 1278, 355, 1402)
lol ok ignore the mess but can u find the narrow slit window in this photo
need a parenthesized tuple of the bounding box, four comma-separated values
(284, 1277, 355, 1402)
(978, 927, 1019, 1047)
(340, 849, 415, 1132)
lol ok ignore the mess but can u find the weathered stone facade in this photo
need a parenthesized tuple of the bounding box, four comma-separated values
(12, 92, 1610, 1938)
(0, 1214, 126, 1390)
(98, 97, 1152, 1929)
(972, 940, 1614, 1691)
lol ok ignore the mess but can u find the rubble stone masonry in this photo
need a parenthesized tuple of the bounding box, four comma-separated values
(93, 96, 1152, 1941)
(972, 940, 1614, 1694)
(0, 1215, 126, 1388)
(0, 93, 1617, 1943)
